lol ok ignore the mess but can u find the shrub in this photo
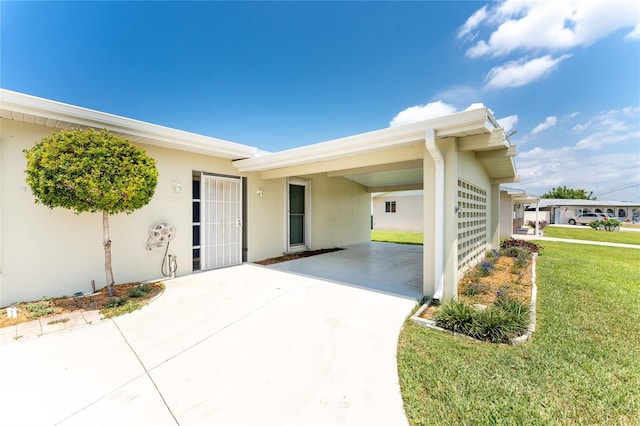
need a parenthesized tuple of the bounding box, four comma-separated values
(105, 296, 128, 308)
(500, 246, 530, 260)
(463, 282, 490, 297)
(478, 261, 495, 276)
(589, 220, 601, 230)
(494, 293, 528, 318)
(23, 298, 59, 319)
(468, 294, 529, 343)
(500, 238, 541, 253)
(603, 219, 621, 232)
(470, 308, 517, 344)
(101, 299, 142, 319)
(485, 249, 500, 262)
(434, 299, 476, 334)
(525, 220, 548, 229)
(435, 294, 529, 344)
(128, 283, 152, 298)
(128, 288, 144, 298)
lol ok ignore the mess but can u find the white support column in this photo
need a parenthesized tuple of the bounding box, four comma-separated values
(425, 129, 444, 301)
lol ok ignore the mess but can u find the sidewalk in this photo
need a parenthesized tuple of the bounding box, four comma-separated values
(0, 309, 103, 345)
(513, 234, 640, 249)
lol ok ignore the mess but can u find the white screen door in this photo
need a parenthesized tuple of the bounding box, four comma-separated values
(200, 174, 242, 269)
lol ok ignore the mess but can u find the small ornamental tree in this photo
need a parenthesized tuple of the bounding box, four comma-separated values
(24, 128, 158, 296)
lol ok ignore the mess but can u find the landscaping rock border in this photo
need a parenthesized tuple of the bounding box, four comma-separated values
(410, 253, 538, 345)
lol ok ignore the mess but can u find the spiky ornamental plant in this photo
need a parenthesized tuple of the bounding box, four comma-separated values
(24, 128, 158, 296)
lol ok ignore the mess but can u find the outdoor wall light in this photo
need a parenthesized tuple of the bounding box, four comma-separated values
(256, 188, 264, 198)
(173, 182, 182, 193)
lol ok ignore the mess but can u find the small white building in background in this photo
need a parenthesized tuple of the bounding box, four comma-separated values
(371, 190, 424, 232)
(373, 187, 542, 238)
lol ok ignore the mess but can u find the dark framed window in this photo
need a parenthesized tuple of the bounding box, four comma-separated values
(385, 201, 397, 213)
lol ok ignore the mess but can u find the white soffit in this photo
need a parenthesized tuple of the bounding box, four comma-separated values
(0, 89, 258, 159)
(345, 167, 424, 188)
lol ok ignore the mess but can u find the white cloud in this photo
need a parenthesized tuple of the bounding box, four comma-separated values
(457, 5, 488, 40)
(389, 101, 457, 127)
(531, 116, 558, 134)
(627, 22, 640, 39)
(463, 0, 640, 58)
(497, 114, 518, 133)
(484, 54, 570, 90)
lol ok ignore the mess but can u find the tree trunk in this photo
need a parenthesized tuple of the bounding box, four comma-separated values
(103, 211, 115, 297)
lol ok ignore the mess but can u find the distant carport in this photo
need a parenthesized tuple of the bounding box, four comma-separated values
(267, 242, 423, 299)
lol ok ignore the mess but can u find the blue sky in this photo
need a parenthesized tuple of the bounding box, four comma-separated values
(2, 1, 639, 201)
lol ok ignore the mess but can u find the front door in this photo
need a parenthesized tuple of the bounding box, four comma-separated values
(287, 178, 310, 252)
(199, 174, 243, 270)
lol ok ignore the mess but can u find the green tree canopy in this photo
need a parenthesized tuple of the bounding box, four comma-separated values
(25, 128, 158, 213)
(541, 185, 596, 200)
(24, 128, 158, 296)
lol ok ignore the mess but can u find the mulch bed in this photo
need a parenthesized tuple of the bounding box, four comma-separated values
(254, 248, 344, 265)
(419, 256, 533, 320)
(0, 282, 163, 328)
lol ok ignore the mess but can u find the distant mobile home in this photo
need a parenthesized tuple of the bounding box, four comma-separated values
(524, 199, 640, 224)
(0, 89, 518, 305)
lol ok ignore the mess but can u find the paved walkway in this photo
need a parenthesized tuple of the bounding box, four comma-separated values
(513, 234, 640, 249)
(0, 309, 103, 345)
(0, 264, 414, 425)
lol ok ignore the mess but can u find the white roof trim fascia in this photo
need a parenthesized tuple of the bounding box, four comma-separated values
(0, 89, 258, 159)
(233, 108, 494, 172)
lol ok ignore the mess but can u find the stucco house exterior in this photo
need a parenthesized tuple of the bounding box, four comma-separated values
(371, 190, 424, 232)
(0, 89, 518, 306)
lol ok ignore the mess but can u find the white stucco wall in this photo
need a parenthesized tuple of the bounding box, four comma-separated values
(0, 119, 249, 305)
(308, 173, 370, 249)
(499, 192, 514, 238)
(0, 119, 373, 305)
(372, 194, 424, 232)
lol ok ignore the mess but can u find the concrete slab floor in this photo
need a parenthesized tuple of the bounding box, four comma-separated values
(268, 242, 423, 300)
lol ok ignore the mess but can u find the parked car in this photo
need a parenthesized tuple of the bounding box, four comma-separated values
(568, 213, 607, 225)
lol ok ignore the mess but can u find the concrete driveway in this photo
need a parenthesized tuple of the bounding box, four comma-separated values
(0, 263, 415, 425)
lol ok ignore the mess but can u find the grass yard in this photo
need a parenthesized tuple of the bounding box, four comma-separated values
(543, 225, 640, 245)
(398, 241, 640, 425)
(371, 230, 423, 245)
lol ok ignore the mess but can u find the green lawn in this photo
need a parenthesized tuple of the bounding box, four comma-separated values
(371, 230, 423, 245)
(543, 225, 640, 245)
(397, 241, 640, 425)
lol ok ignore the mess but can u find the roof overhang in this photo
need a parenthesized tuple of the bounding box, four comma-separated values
(1, 90, 519, 190)
(234, 107, 518, 190)
(501, 186, 539, 204)
(0, 89, 258, 159)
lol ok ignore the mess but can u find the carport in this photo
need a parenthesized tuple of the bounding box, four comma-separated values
(234, 107, 518, 301)
(268, 242, 423, 299)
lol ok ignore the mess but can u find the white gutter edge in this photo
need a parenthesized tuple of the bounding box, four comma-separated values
(425, 129, 444, 301)
(233, 108, 491, 172)
(0, 89, 258, 159)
